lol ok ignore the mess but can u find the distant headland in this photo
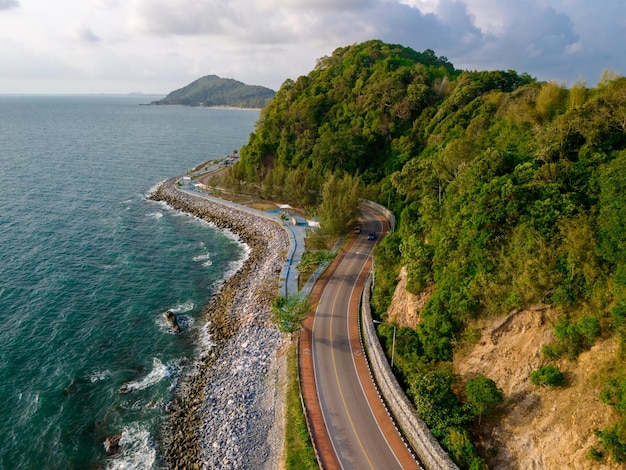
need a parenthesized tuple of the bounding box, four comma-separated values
(149, 75, 275, 109)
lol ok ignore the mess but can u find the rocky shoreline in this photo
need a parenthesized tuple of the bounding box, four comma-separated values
(149, 179, 290, 469)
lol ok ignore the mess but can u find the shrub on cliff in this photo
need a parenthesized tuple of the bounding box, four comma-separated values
(529, 365, 565, 388)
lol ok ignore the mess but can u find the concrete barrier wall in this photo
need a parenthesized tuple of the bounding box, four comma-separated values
(360, 276, 458, 470)
(360, 199, 396, 232)
(360, 199, 457, 470)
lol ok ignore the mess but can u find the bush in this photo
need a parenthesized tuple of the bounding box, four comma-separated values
(409, 368, 471, 439)
(443, 427, 485, 469)
(271, 295, 311, 332)
(542, 315, 601, 360)
(586, 446, 604, 462)
(530, 365, 565, 388)
(596, 422, 626, 463)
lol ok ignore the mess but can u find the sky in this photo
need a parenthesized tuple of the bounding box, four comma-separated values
(0, 0, 624, 95)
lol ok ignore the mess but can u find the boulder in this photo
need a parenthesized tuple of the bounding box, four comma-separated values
(104, 433, 122, 455)
(163, 310, 181, 333)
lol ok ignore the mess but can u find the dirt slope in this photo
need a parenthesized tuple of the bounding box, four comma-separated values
(387, 269, 623, 469)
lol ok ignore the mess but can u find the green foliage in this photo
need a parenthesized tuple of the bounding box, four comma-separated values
(465, 375, 504, 423)
(597, 373, 626, 463)
(297, 250, 335, 288)
(529, 365, 566, 388)
(371, 232, 402, 315)
(229, 39, 626, 465)
(271, 295, 311, 333)
(586, 446, 604, 462)
(611, 303, 626, 356)
(542, 315, 601, 360)
(298, 250, 336, 271)
(409, 368, 470, 438)
(443, 427, 486, 469)
(409, 367, 485, 468)
(238, 40, 460, 188)
(600, 375, 626, 415)
(317, 173, 361, 236)
(596, 422, 626, 463)
(400, 234, 434, 294)
(284, 343, 318, 469)
(597, 150, 626, 267)
(536, 82, 567, 121)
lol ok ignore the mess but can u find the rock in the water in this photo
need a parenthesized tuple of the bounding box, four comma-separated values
(104, 434, 122, 455)
(163, 310, 181, 333)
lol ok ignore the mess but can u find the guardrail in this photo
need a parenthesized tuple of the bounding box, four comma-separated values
(359, 200, 457, 470)
(360, 275, 459, 470)
(360, 199, 396, 232)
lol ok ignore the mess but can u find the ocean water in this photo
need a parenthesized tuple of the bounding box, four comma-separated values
(0, 95, 259, 469)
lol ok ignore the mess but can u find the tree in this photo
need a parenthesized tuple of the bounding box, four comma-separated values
(465, 375, 504, 424)
(598, 151, 626, 266)
(271, 295, 311, 333)
(536, 81, 567, 121)
(568, 80, 588, 109)
(400, 234, 434, 294)
(317, 173, 361, 236)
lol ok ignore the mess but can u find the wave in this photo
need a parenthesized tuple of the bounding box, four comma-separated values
(143, 181, 166, 199)
(198, 323, 216, 357)
(145, 212, 163, 219)
(86, 369, 112, 383)
(106, 423, 156, 470)
(224, 245, 250, 278)
(192, 253, 211, 262)
(169, 301, 194, 314)
(156, 302, 196, 334)
(118, 358, 175, 393)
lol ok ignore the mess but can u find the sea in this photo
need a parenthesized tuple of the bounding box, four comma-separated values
(0, 95, 259, 469)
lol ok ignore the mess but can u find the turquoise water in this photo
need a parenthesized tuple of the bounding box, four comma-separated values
(0, 96, 259, 469)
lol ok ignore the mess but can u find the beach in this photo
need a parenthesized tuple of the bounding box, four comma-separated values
(149, 179, 290, 469)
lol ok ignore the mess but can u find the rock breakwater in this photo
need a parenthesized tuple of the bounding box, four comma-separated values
(150, 180, 289, 469)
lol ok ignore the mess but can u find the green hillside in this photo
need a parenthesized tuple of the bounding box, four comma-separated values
(151, 75, 275, 108)
(229, 40, 626, 467)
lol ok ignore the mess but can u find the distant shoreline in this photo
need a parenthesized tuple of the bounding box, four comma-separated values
(143, 102, 262, 110)
(207, 105, 263, 111)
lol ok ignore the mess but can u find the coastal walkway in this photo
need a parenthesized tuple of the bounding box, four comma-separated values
(178, 181, 306, 297)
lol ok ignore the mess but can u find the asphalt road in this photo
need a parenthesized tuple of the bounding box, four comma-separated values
(312, 210, 420, 469)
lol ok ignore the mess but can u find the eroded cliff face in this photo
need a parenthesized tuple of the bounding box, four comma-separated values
(386, 268, 623, 469)
(386, 267, 432, 329)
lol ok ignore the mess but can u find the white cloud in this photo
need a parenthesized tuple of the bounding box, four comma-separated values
(72, 21, 101, 43)
(0, 0, 19, 10)
(91, 0, 119, 7)
(0, 0, 625, 93)
(129, 0, 238, 35)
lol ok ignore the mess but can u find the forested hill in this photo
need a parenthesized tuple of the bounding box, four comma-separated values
(233, 39, 626, 467)
(150, 75, 275, 108)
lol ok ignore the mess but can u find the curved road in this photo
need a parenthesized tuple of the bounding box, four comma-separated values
(310, 209, 421, 469)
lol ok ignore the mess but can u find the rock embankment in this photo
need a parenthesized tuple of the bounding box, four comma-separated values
(150, 180, 289, 470)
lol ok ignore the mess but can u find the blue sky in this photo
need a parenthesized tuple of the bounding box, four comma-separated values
(1, 0, 624, 94)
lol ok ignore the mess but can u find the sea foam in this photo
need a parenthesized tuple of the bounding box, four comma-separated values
(106, 423, 156, 470)
(119, 358, 172, 393)
(87, 369, 112, 383)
